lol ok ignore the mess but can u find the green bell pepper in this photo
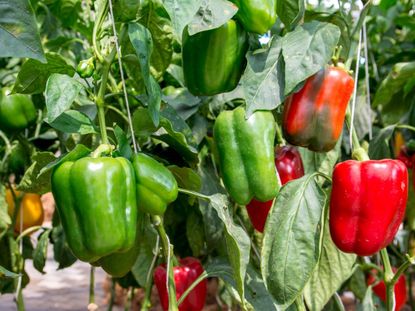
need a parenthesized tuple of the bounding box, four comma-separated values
(0, 88, 36, 132)
(132, 153, 178, 215)
(230, 0, 277, 34)
(213, 106, 280, 205)
(51, 157, 138, 263)
(182, 20, 248, 96)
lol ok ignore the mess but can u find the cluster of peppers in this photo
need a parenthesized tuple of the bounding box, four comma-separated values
(212, 63, 409, 308)
(182, 0, 277, 96)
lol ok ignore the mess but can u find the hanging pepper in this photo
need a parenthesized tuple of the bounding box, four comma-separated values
(51, 157, 138, 263)
(6, 187, 44, 233)
(229, 0, 277, 34)
(367, 268, 407, 311)
(0, 88, 37, 132)
(213, 106, 280, 205)
(246, 146, 304, 232)
(132, 153, 178, 215)
(282, 66, 354, 152)
(329, 159, 408, 256)
(182, 20, 248, 96)
(154, 257, 207, 311)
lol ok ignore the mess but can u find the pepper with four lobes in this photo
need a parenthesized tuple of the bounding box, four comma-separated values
(182, 20, 248, 96)
(6, 187, 44, 233)
(132, 153, 178, 215)
(329, 159, 408, 256)
(213, 106, 280, 205)
(154, 257, 207, 311)
(51, 156, 137, 263)
(246, 145, 304, 232)
(367, 268, 407, 311)
(0, 88, 37, 132)
(229, 0, 277, 34)
(283, 66, 354, 152)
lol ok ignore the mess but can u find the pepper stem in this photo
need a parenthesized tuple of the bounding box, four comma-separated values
(275, 124, 285, 146)
(380, 248, 396, 311)
(151, 215, 178, 311)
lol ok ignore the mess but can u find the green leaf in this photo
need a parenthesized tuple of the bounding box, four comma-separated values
(304, 219, 356, 311)
(114, 125, 133, 160)
(368, 125, 396, 160)
(357, 287, 377, 311)
(18, 152, 56, 194)
(283, 21, 340, 95)
(38, 144, 91, 177)
(322, 293, 346, 311)
(12, 53, 75, 94)
(0, 265, 19, 278)
(0, 185, 11, 231)
(262, 174, 326, 308)
(169, 166, 201, 191)
(48, 110, 97, 135)
(45, 74, 84, 122)
(187, 0, 238, 35)
(242, 36, 285, 115)
(138, 0, 174, 79)
(33, 229, 52, 274)
(277, 0, 305, 30)
(186, 211, 206, 256)
(204, 258, 278, 310)
(132, 105, 198, 164)
(373, 62, 415, 110)
(299, 141, 340, 176)
(163, 0, 202, 39)
(128, 22, 162, 126)
(0, 0, 46, 62)
(51, 224, 77, 270)
(208, 194, 251, 306)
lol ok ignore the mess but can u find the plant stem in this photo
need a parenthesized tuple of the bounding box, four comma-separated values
(177, 188, 211, 201)
(151, 215, 178, 311)
(95, 47, 117, 145)
(177, 272, 208, 306)
(380, 248, 395, 311)
(89, 266, 95, 305)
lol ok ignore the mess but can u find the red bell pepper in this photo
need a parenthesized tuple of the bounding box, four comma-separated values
(246, 146, 305, 232)
(366, 268, 407, 311)
(397, 146, 413, 169)
(154, 257, 207, 311)
(329, 159, 408, 256)
(282, 66, 354, 152)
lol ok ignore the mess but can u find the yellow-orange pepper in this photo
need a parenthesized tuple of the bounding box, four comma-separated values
(6, 187, 44, 233)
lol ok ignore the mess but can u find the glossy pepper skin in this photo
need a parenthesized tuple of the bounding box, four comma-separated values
(0, 88, 36, 132)
(246, 146, 304, 232)
(329, 160, 408, 256)
(154, 257, 207, 311)
(94, 231, 140, 278)
(283, 67, 354, 152)
(213, 107, 279, 205)
(132, 153, 178, 215)
(367, 268, 407, 311)
(182, 20, 248, 96)
(51, 157, 137, 263)
(229, 0, 277, 34)
(6, 188, 44, 233)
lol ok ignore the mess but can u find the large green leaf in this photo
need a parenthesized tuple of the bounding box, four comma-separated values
(0, 185, 11, 231)
(0, 0, 45, 62)
(304, 219, 356, 311)
(278, 0, 305, 30)
(128, 23, 162, 126)
(163, 0, 202, 39)
(208, 194, 250, 306)
(45, 74, 84, 122)
(262, 174, 326, 308)
(241, 36, 285, 115)
(187, 0, 237, 35)
(33, 229, 52, 274)
(12, 53, 75, 94)
(283, 21, 340, 96)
